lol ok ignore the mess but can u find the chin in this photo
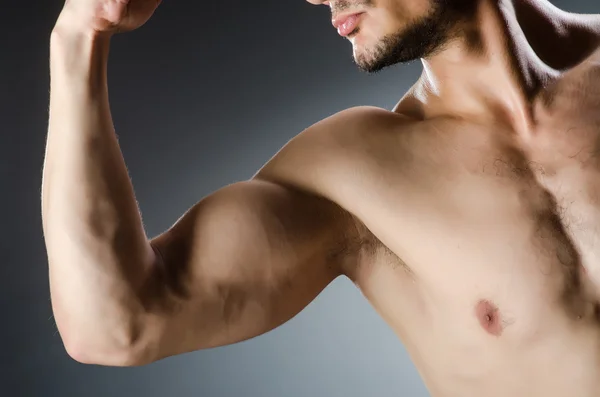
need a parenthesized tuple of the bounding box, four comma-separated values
(348, 19, 400, 73)
(353, 52, 383, 74)
(351, 33, 390, 73)
(352, 44, 372, 70)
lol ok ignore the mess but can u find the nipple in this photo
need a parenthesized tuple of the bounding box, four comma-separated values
(475, 299, 503, 337)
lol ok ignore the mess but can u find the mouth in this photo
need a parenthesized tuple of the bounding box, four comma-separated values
(332, 12, 365, 37)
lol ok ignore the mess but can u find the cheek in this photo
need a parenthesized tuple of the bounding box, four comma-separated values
(381, 0, 432, 15)
(373, 0, 432, 30)
(360, 10, 399, 41)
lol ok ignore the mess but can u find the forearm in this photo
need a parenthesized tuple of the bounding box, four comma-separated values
(43, 27, 156, 364)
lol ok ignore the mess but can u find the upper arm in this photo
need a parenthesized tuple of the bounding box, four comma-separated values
(144, 179, 354, 361)
(140, 106, 388, 362)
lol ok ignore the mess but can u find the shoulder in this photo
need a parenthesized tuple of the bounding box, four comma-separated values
(306, 105, 408, 141)
(253, 106, 403, 275)
(254, 106, 408, 191)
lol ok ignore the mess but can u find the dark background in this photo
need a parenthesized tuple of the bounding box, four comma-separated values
(2, 1, 597, 396)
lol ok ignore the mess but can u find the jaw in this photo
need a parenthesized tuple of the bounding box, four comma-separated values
(348, 13, 399, 71)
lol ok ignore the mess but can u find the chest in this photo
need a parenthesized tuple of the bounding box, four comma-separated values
(350, 64, 600, 336)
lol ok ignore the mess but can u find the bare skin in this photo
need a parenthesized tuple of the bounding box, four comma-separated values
(42, 0, 600, 396)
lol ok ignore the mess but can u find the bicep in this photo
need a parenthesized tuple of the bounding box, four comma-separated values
(145, 180, 351, 359)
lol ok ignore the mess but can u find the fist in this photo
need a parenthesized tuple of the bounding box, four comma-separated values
(56, 0, 162, 34)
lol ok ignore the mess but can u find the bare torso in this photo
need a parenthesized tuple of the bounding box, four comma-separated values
(263, 43, 600, 397)
(43, 1, 600, 394)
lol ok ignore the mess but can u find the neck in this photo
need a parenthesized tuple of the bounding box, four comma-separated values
(400, 0, 598, 132)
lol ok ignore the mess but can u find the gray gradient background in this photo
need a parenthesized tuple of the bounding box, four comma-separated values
(2, 0, 597, 396)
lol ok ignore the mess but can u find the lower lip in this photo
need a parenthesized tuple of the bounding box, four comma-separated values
(337, 13, 364, 37)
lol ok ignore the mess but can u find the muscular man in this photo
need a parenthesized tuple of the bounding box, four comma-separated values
(43, 0, 600, 395)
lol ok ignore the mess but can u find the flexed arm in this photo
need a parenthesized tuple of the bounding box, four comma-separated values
(43, 0, 356, 367)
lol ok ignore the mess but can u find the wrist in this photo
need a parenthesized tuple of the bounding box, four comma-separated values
(50, 24, 110, 69)
(51, 9, 112, 56)
(52, 7, 112, 41)
(51, 26, 111, 54)
(50, 22, 111, 95)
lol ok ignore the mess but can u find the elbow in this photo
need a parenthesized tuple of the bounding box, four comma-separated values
(60, 327, 158, 367)
(64, 342, 151, 367)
